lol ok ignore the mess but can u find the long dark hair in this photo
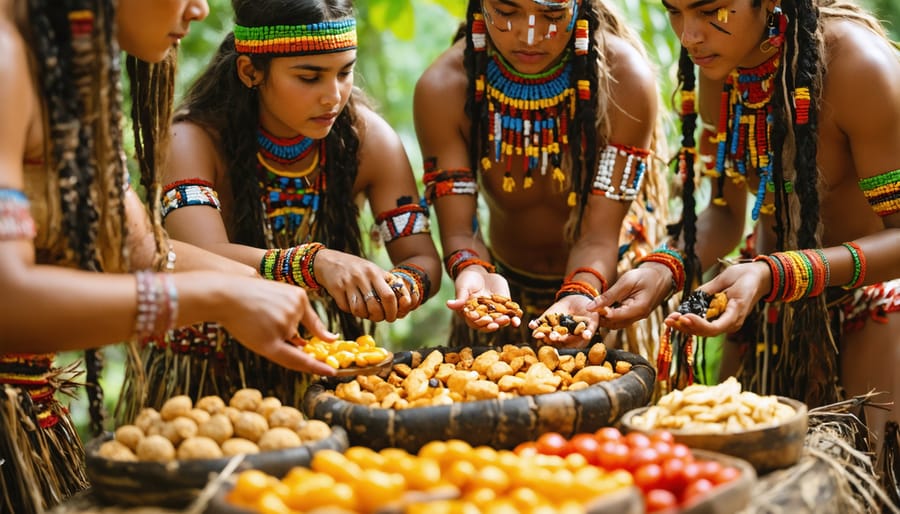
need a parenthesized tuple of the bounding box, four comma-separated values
(176, 0, 367, 336)
(462, 0, 652, 241)
(672, 0, 896, 405)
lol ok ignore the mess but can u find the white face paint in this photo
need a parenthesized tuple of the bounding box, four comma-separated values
(527, 14, 536, 45)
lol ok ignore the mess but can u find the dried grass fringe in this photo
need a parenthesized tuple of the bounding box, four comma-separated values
(115, 328, 312, 424)
(743, 395, 899, 513)
(1, 385, 89, 514)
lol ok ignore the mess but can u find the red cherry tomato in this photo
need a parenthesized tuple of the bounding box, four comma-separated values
(594, 427, 623, 443)
(645, 489, 679, 512)
(568, 433, 600, 464)
(595, 441, 630, 470)
(626, 446, 660, 470)
(697, 459, 724, 481)
(671, 443, 693, 462)
(535, 432, 570, 457)
(660, 457, 688, 494)
(651, 440, 674, 460)
(712, 466, 742, 485)
(681, 478, 715, 506)
(650, 431, 675, 445)
(625, 432, 652, 449)
(633, 463, 663, 492)
(514, 441, 538, 457)
(681, 461, 703, 485)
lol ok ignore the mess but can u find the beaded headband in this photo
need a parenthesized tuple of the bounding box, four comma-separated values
(234, 18, 357, 56)
(531, 0, 574, 10)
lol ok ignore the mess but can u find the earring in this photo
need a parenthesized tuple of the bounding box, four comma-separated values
(760, 5, 786, 53)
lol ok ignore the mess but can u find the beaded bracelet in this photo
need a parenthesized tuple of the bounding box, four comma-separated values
(259, 242, 325, 290)
(555, 280, 599, 302)
(564, 267, 608, 294)
(636, 246, 685, 295)
(841, 242, 867, 289)
(755, 249, 831, 302)
(135, 270, 179, 339)
(444, 248, 496, 280)
(390, 263, 432, 307)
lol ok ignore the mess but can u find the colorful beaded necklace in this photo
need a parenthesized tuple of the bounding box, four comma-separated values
(257, 141, 325, 248)
(713, 50, 781, 220)
(480, 49, 575, 192)
(257, 126, 317, 165)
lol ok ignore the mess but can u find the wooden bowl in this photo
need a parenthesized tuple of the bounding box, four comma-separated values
(84, 425, 348, 508)
(303, 345, 656, 453)
(620, 397, 808, 473)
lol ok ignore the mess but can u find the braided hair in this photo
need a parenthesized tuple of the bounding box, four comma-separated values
(671, 0, 897, 404)
(463, 0, 653, 241)
(176, 0, 367, 337)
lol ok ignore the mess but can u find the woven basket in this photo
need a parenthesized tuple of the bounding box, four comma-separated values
(303, 345, 655, 453)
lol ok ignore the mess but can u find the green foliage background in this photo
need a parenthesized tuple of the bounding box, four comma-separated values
(65, 0, 899, 437)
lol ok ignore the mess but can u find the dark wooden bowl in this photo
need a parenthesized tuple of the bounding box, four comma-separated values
(302, 345, 655, 453)
(620, 397, 808, 473)
(84, 425, 348, 508)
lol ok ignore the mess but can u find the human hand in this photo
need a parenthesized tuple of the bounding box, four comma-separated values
(588, 263, 674, 329)
(315, 249, 402, 323)
(215, 274, 338, 375)
(528, 295, 597, 349)
(446, 269, 520, 331)
(665, 261, 770, 337)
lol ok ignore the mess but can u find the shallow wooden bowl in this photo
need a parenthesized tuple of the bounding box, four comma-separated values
(620, 397, 808, 473)
(84, 425, 348, 508)
(303, 345, 656, 453)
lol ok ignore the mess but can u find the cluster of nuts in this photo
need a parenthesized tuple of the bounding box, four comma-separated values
(462, 295, 524, 320)
(334, 343, 633, 409)
(678, 290, 729, 320)
(96, 389, 332, 462)
(530, 313, 591, 337)
(303, 334, 391, 370)
(227, 440, 632, 514)
(629, 377, 796, 433)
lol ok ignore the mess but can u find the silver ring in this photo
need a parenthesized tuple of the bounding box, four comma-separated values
(349, 294, 358, 304)
(363, 291, 377, 301)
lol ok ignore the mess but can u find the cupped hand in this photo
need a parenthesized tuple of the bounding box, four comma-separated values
(589, 264, 674, 330)
(315, 249, 401, 322)
(665, 261, 771, 337)
(217, 275, 338, 376)
(528, 295, 598, 349)
(447, 269, 520, 331)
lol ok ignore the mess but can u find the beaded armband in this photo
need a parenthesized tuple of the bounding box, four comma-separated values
(234, 19, 357, 56)
(135, 270, 179, 339)
(556, 267, 607, 301)
(259, 242, 325, 291)
(444, 248, 496, 280)
(591, 143, 651, 201)
(391, 263, 432, 306)
(858, 168, 900, 217)
(422, 167, 477, 204)
(161, 179, 221, 218)
(635, 246, 686, 295)
(375, 203, 430, 244)
(0, 189, 37, 240)
(754, 249, 831, 302)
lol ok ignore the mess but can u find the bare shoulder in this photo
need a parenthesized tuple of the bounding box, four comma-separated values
(414, 40, 468, 115)
(355, 101, 404, 153)
(822, 19, 900, 112)
(604, 34, 657, 97)
(602, 34, 659, 144)
(166, 121, 223, 183)
(0, 14, 37, 187)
